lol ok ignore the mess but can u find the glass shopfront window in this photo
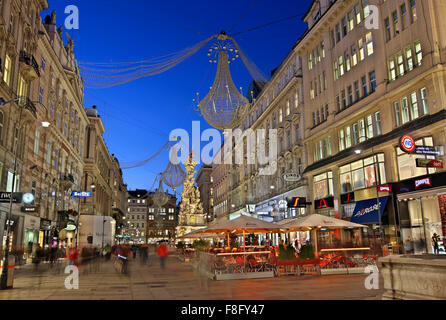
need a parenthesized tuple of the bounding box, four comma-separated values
(314, 172, 333, 200)
(398, 195, 445, 254)
(397, 137, 436, 181)
(340, 154, 386, 194)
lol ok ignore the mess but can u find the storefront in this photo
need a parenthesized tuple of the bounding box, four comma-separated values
(39, 218, 52, 247)
(23, 215, 40, 259)
(393, 171, 446, 255)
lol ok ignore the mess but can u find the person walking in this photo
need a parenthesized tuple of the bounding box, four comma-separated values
(131, 245, 138, 260)
(104, 243, 111, 260)
(157, 242, 168, 270)
(432, 233, 440, 254)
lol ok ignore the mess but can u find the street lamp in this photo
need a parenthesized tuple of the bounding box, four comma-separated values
(354, 136, 384, 254)
(0, 96, 51, 290)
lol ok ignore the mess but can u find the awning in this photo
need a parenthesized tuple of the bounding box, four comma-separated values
(350, 197, 389, 224)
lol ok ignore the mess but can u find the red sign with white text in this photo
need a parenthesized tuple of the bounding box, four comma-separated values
(378, 186, 392, 192)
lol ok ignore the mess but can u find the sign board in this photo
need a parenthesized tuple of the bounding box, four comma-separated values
(341, 192, 355, 204)
(283, 173, 301, 182)
(21, 206, 38, 213)
(314, 197, 335, 209)
(287, 197, 309, 208)
(246, 204, 256, 213)
(415, 177, 432, 189)
(278, 200, 287, 209)
(378, 186, 392, 192)
(400, 135, 415, 153)
(0, 192, 23, 203)
(351, 197, 388, 224)
(414, 146, 444, 156)
(72, 191, 92, 198)
(416, 159, 444, 168)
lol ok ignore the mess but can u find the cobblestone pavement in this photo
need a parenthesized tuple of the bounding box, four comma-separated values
(0, 255, 384, 300)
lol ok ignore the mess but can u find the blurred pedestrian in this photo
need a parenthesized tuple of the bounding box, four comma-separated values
(432, 233, 440, 254)
(131, 245, 137, 260)
(157, 242, 168, 270)
(104, 243, 111, 260)
(33, 245, 44, 271)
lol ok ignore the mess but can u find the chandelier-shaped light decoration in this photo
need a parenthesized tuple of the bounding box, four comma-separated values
(196, 32, 250, 130)
(152, 176, 169, 208)
(162, 145, 186, 191)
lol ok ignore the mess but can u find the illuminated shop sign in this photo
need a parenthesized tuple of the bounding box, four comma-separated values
(416, 159, 444, 168)
(400, 135, 415, 153)
(314, 197, 334, 209)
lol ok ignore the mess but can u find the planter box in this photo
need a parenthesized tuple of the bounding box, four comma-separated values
(320, 267, 366, 275)
(377, 254, 446, 300)
(215, 271, 275, 281)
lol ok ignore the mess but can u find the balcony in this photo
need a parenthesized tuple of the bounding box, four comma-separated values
(21, 97, 37, 118)
(60, 173, 75, 191)
(19, 51, 40, 80)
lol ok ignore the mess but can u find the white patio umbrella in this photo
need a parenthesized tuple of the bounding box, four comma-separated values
(194, 215, 287, 251)
(282, 214, 367, 256)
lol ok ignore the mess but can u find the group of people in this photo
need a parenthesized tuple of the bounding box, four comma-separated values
(111, 242, 169, 270)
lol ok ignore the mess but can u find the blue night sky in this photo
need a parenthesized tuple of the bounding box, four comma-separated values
(42, 0, 312, 193)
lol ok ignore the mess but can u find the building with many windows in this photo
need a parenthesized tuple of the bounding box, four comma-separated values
(298, 0, 446, 254)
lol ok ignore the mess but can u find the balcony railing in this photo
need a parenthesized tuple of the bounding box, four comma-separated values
(19, 51, 40, 78)
(60, 173, 75, 183)
(21, 97, 37, 118)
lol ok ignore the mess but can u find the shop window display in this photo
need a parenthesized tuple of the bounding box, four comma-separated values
(340, 154, 386, 194)
(313, 172, 333, 200)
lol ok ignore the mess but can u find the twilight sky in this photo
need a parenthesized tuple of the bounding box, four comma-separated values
(42, 0, 312, 193)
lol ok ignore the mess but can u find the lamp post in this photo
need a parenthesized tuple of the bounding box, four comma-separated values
(0, 97, 51, 290)
(355, 136, 384, 255)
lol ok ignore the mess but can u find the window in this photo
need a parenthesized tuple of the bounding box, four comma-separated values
(312, 112, 316, 127)
(56, 112, 61, 128)
(394, 102, 401, 127)
(308, 52, 313, 70)
(389, 59, 396, 81)
(375, 112, 382, 135)
(39, 86, 44, 104)
(338, 56, 344, 76)
(358, 39, 365, 61)
(41, 56, 46, 71)
(369, 71, 376, 93)
(345, 52, 351, 72)
(362, 0, 370, 18)
(354, 81, 360, 102)
(336, 24, 341, 43)
(351, 45, 358, 66)
(366, 115, 373, 138)
(339, 129, 345, 151)
(342, 18, 347, 37)
(401, 3, 407, 30)
(6, 171, 20, 192)
(34, 130, 40, 155)
(397, 53, 404, 76)
(169, 215, 174, 221)
(323, 71, 327, 90)
(336, 96, 340, 112)
(361, 76, 367, 97)
(352, 123, 359, 145)
(50, 103, 54, 118)
(313, 172, 333, 200)
(46, 141, 52, 163)
(397, 137, 435, 181)
(321, 41, 325, 58)
(410, 0, 417, 23)
(345, 126, 352, 149)
(149, 215, 154, 220)
(340, 154, 386, 194)
(366, 32, 374, 56)
(341, 89, 346, 109)
(359, 119, 366, 142)
(333, 61, 339, 80)
(348, 10, 354, 31)
(401, 97, 410, 124)
(348, 85, 353, 105)
(3, 55, 12, 85)
(355, 4, 362, 24)
(410, 91, 419, 120)
(405, 47, 414, 71)
(392, 11, 399, 36)
(420, 87, 429, 115)
(414, 41, 422, 66)
(54, 149, 58, 169)
(279, 108, 283, 123)
(385, 18, 391, 42)
(310, 81, 314, 99)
